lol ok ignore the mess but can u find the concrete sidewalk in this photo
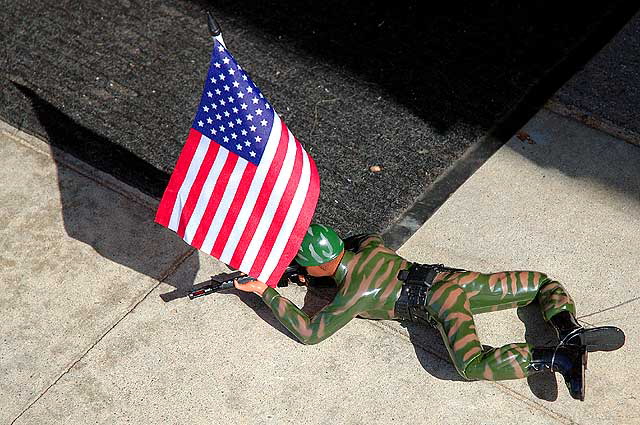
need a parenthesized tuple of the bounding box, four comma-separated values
(1, 109, 638, 424)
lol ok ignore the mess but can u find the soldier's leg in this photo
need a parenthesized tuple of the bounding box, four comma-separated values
(435, 270, 553, 314)
(434, 269, 623, 351)
(533, 273, 576, 319)
(430, 269, 623, 399)
(535, 276, 624, 351)
(424, 278, 532, 380)
(437, 271, 597, 323)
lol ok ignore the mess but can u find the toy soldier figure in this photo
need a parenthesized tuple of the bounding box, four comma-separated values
(235, 224, 625, 400)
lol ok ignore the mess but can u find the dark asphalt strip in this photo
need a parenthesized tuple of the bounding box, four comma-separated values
(1, 1, 638, 246)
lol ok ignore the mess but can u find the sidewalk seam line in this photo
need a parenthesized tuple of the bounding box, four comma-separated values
(367, 320, 578, 425)
(9, 248, 197, 425)
(305, 291, 575, 423)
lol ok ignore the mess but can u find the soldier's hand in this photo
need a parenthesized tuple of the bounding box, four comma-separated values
(234, 277, 268, 296)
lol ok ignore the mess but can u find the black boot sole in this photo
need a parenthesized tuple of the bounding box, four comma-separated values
(575, 326, 625, 352)
(565, 347, 587, 401)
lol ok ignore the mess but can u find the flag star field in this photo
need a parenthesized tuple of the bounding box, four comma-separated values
(155, 38, 320, 287)
(192, 43, 273, 166)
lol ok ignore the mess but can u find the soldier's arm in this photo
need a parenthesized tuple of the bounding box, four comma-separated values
(261, 287, 358, 345)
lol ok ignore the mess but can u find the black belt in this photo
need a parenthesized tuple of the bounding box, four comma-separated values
(394, 263, 464, 324)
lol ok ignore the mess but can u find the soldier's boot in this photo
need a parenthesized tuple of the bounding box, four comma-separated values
(529, 345, 587, 401)
(549, 311, 625, 352)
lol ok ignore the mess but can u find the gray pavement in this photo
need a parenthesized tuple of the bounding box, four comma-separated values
(550, 10, 640, 146)
(1, 108, 639, 424)
(398, 110, 639, 422)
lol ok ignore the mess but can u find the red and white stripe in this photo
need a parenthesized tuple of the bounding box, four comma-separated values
(155, 112, 320, 287)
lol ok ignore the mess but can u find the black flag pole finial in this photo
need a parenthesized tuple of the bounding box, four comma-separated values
(206, 11, 222, 37)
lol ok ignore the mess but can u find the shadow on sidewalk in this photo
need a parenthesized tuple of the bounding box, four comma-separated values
(518, 302, 561, 401)
(403, 322, 468, 381)
(14, 82, 199, 297)
(297, 283, 465, 381)
(507, 119, 640, 206)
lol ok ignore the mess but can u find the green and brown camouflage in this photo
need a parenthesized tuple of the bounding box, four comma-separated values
(261, 234, 576, 381)
(262, 234, 409, 344)
(427, 270, 575, 380)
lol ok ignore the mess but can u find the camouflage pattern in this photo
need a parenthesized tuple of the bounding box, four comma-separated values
(262, 235, 408, 344)
(261, 234, 576, 381)
(426, 270, 575, 380)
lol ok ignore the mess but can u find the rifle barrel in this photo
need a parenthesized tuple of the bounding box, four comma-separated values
(188, 275, 254, 299)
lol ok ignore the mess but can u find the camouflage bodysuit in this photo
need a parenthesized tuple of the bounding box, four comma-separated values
(261, 234, 576, 381)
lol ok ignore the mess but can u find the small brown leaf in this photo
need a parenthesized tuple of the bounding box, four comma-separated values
(515, 130, 536, 144)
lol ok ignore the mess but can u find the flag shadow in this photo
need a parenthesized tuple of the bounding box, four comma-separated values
(14, 82, 199, 296)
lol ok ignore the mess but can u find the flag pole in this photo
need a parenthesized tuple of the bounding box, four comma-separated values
(206, 10, 226, 48)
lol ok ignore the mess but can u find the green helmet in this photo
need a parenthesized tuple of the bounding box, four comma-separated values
(296, 224, 344, 266)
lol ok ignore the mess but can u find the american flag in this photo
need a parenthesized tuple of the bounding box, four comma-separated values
(155, 39, 320, 287)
